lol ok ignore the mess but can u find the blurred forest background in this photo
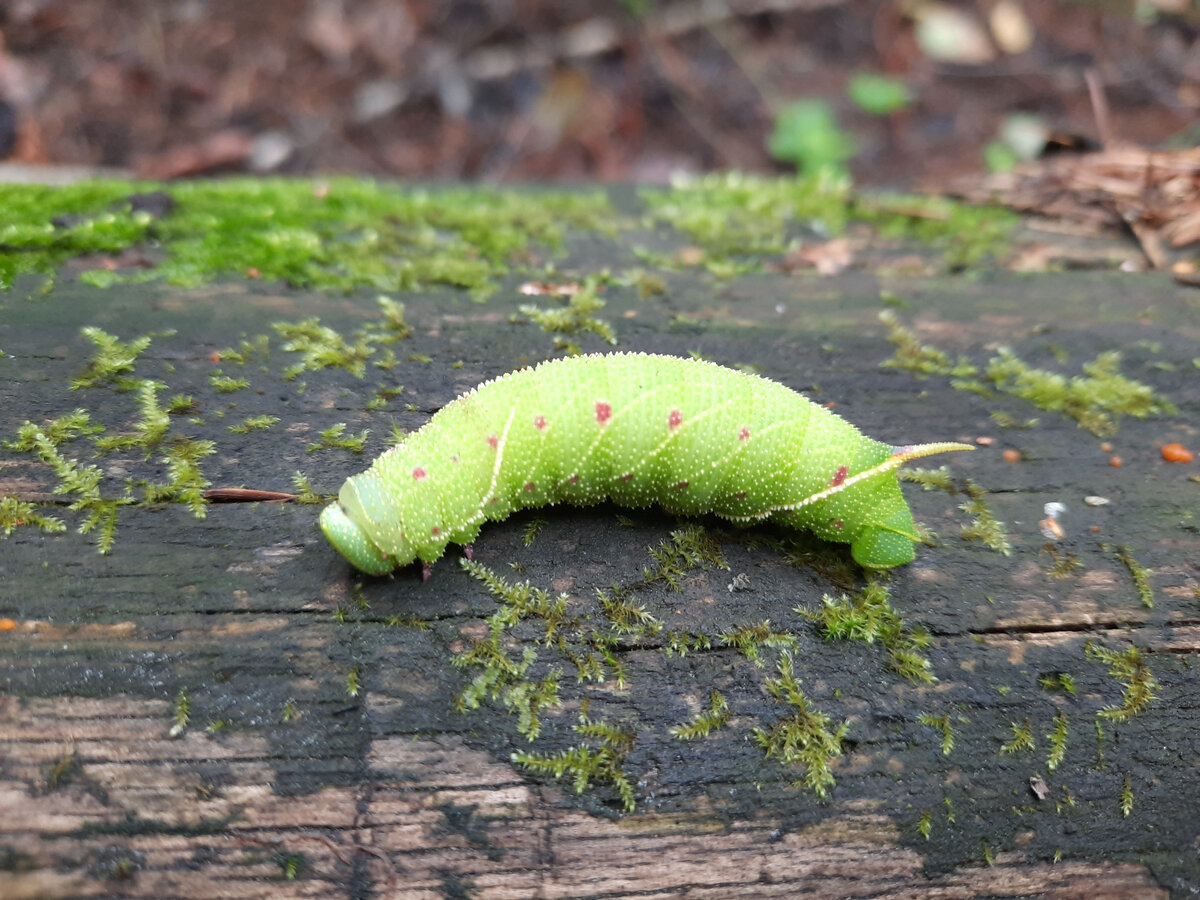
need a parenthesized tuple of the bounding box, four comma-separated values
(0, 0, 1197, 187)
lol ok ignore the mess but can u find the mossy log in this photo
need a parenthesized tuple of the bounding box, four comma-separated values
(1, 182, 1197, 898)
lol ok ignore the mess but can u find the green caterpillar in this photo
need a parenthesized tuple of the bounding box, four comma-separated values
(320, 353, 971, 575)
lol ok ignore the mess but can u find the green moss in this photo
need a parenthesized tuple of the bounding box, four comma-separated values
(168, 689, 190, 738)
(276, 851, 306, 881)
(917, 808, 933, 841)
(798, 579, 934, 684)
(0, 494, 66, 537)
(521, 516, 548, 547)
(142, 438, 214, 517)
(1120, 775, 1134, 818)
(857, 193, 1016, 269)
(900, 465, 955, 492)
(959, 480, 1012, 556)
(72, 326, 162, 391)
(1108, 544, 1154, 608)
(228, 415, 280, 434)
(984, 349, 1174, 437)
(306, 423, 368, 454)
(1047, 709, 1069, 772)
(1042, 545, 1083, 578)
(752, 649, 848, 799)
(719, 620, 797, 666)
(93, 380, 171, 453)
(642, 172, 853, 261)
(1038, 672, 1076, 695)
(215, 335, 271, 366)
(642, 524, 729, 589)
(0, 178, 615, 297)
(999, 718, 1036, 754)
(519, 278, 616, 347)
(989, 411, 1038, 429)
(273, 317, 374, 379)
(670, 690, 731, 740)
(879, 310, 977, 378)
(1085, 642, 1158, 722)
(9, 419, 131, 553)
(512, 714, 636, 812)
(917, 712, 955, 756)
(597, 588, 662, 640)
(208, 372, 250, 393)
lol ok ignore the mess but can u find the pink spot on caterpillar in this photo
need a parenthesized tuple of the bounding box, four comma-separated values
(675, 480, 690, 490)
(619, 473, 634, 482)
(567, 474, 580, 485)
(830, 465, 848, 487)
(833, 520, 844, 530)
(524, 482, 536, 492)
(431, 527, 441, 536)
(412, 467, 427, 480)
(668, 409, 682, 430)
(450, 454, 459, 463)
(487, 435, 499, 449)
(489, 496, 500, 504)
(534, 415, 548, 430)
(733, 491, 747, 500)
(739, 427, 750, 441)
(595, 401, 612, 425)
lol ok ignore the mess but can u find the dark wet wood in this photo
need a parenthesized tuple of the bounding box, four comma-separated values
(2, 218, 1198, 898)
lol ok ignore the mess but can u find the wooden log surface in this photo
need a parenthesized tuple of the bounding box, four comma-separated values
(1, 194, 1198, 899)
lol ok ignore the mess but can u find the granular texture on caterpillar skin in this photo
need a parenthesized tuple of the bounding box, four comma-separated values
(319, 353, 972, 574)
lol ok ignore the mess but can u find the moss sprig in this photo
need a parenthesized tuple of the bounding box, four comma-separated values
(1085, 642, 1158, 722)
(511, 714, 636, 811)
(752, 649, 848, 799)
(670, 690, 731, 740)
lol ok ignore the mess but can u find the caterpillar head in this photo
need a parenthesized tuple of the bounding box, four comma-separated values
(320, 471, 411, 575)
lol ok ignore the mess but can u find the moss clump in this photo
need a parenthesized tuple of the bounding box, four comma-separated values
(985, 349, 1174, 437)
(879, 310, 977, 378)
(959, 480, 1012, 556)
(798, 579, 935, 684)
(512, 715, 636, 812)
(917, 712, 956, 756)
(1085, 642, 1157, 722)
(670, 690, 731, 741)
(305, 423, 368, 454)
(1108, 544, 1154, 609)
(1047, 709, 1069, 772)
(718, 620, 797, 666)
(642, 524, 728, 589)
(752, 650, 848, 799)
(72, 327, 162, 391)
(0, 178, 615, 298)
(519, 279, 616, 347)
(999, 718, 1036, 754)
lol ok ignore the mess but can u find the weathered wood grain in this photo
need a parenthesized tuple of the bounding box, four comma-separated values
(2, 239, 1198, 898)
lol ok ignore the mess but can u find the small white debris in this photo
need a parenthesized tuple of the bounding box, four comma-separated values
(1084, 496, 1110, 507)
(728, 573, 751, 593)
(1043, 502, 1068, 519)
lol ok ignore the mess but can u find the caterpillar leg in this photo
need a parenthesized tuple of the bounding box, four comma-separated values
(320, 503, 396, 575)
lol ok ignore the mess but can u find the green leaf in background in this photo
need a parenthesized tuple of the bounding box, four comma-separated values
(767, 100, 856, 176)
(847, 72, 912, 115)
